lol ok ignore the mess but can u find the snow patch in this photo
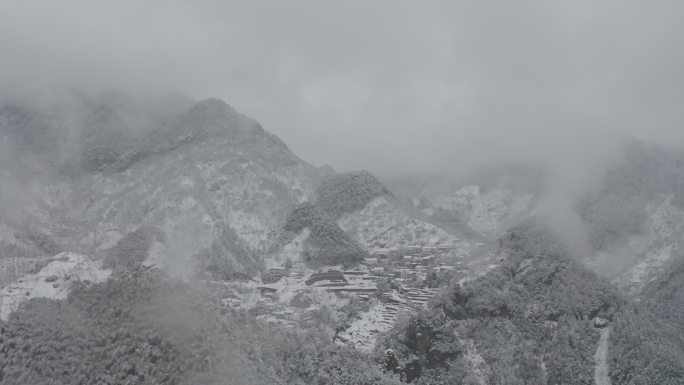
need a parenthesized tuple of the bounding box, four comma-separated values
(338, 303, 396, 352)
(279, 228, 310, 264)
(627, 246, 673, 288)
(338, 196, 459, 252)
(0, 252, 111, 321)
(435, 185, 533, 235)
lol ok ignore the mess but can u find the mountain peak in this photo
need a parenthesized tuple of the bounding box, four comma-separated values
(192, 98, 234, 114)
(177, 98, 241, 132)
(314, 170, 391, 219)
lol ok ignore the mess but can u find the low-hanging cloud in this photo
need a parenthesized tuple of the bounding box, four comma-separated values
(1, 0, 683, 180)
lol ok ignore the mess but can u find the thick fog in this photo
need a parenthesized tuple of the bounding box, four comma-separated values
(3, 5, 684, 383)
(1, 0, 683, 180)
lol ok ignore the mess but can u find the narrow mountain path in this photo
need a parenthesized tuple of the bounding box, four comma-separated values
(594, 327, 612, 385)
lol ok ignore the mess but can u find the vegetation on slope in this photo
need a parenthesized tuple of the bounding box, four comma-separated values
(608, 256, 684, 384)
(272, 170, 394, 267)
(578, 140, 684, 250)
(609, 304, 684, 385)
(195, 227, 260, 279)
(104, 226, 160, 271)
(314, 171, 390, 220)
(283, 202, 367, 267)
(0, 269, 401, 385)
(377, 221, 684, 384)
(15, 229, 62, 256)
(641, 255, 684, 331)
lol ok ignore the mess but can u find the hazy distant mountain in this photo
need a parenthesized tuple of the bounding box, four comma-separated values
(579, 140, 684, 291)
(386, 141, 684, 293)
(385, 164, 545, 240)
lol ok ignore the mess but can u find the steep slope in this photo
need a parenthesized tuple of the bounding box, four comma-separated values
(0, 93, 327, 278)
(388, 141, 684, 294)
(279, 202, 367, 267)
(386, 165, 544, 240)
(639, 256, 684, 340)
(579, 140, 684, 291)
(71, 99, 324, 276)
(337, 196, 463, 254)
(265, 172, 382, 268)
(0, 269, 403, 385)
(0, 252, 110, 321)
(320, 172, 465, 254)
(269, 171, 470, 269)
(378, 222, 684, 385)
(314, 171, 390, 220)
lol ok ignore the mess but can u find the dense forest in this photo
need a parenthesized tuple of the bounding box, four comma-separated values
(3, 222, 683, 384)
(377, 223, 684, 384)
(0, 269, 401, 385)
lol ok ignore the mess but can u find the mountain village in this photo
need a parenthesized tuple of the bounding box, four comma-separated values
(214, 240, 497, 351)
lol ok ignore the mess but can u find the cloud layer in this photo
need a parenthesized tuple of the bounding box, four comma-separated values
(1, 0, 683, 176)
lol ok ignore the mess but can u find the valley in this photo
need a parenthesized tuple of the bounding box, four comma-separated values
(0, 94, 683, 384)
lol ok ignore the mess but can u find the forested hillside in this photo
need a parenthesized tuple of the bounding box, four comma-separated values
(0, 269, 401, 385)
(280, 202, 367, 267)
(378, 222, 684, 384)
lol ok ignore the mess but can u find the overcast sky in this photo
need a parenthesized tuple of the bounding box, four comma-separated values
(1, 0, 683, 177)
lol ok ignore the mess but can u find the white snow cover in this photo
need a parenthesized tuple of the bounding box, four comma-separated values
(433, 185, 533, 235)
(627, 246, 673, 286)
(624, 198, 684, 290)
(274, 228, 311, 267)
(338, 196, 460, 251)
(598, 195, 684, 292)
(338, 302, 398, 352)
(0, 252, 111, 321)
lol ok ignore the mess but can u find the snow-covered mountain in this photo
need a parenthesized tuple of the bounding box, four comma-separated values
(0, 252, 110, 321)
(3, 91, 683, 298)
(379, 222, 684, 385)
(579, 141, 684, 292)
(0, 92, 328, 278)
(1, 93, 683, 385)
(267, 171, 475, 270)
(386, 143, 684, 294)
(385, 165, 544, 240)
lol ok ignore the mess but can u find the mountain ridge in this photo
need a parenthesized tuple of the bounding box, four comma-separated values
(0, 92, 327, 279)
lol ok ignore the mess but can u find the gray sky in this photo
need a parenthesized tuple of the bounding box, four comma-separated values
(1, 0, 683, 177)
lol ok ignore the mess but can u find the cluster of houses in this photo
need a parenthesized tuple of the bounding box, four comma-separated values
(261, 265, 288, 283)
(364, 245, 464, 288)
(242, 243, 465, 329)
(258, 244, 464, 294)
